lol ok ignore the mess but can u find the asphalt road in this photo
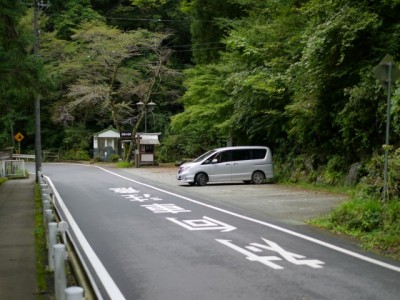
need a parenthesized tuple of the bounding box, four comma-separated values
(41, 163, 400, 300)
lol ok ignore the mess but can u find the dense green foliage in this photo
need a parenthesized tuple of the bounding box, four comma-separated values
(168, 0, 400, 162)
(0, 2, 38, 148)
(1, 0, 400, 196)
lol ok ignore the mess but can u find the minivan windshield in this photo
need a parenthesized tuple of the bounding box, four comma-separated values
(193, 150, 217, 163)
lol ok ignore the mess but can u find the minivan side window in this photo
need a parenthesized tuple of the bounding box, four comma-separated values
(232, 149, 250, 161)
(215, 150, 231, 163)
(252, 149, 266, 159)
(195, 150, 217, 163)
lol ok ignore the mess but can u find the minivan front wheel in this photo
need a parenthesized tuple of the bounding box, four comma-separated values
(195, 172, 208, 186)
(252, 171, 265, 184)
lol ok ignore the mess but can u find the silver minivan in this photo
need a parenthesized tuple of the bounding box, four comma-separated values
(176, 146, 273, 186)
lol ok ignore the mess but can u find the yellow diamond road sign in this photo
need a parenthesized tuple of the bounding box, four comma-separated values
(15, 132, 24, 142)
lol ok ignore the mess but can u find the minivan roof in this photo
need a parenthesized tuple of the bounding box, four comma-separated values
(213, 146, 269, 151)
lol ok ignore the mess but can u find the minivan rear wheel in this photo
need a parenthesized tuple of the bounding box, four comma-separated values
(195, 172, 208, 186)
(252, 171, 265, 184)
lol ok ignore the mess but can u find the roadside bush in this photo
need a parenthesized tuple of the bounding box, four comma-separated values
(92, 156, 101, 163)
(322, 155, 346, 185)
(274, 154, 347, 185)
(358, 148, 400, 198)
(157, 135, 181, 163)
(273, 154, 314, 183)
(329, 197, 383, 232)
(383, 200, 400, 233)
(313, 196, 400, 258)
(110, 154, 120, 163)
(62, 149, 90, 161)
(275, 147, 400, 198)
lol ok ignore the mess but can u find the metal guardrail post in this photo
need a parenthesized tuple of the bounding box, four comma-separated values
(43, 201, 51, 228)
(42, 193, 50, 201)
(58, 221, 69, 249)
(46, 209, 54, 225)
(54, 244, 67, 300)
(43, 200, 50, 211)
(65, 286, 84, 300)
(48, 222, 57, 271)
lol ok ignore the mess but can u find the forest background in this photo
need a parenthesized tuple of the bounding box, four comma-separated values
(1, 0, 400, 255)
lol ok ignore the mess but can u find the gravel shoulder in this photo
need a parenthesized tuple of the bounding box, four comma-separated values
(118, 165, 348, 225)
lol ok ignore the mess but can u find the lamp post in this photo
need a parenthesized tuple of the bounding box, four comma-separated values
(136, 101, 156, 133)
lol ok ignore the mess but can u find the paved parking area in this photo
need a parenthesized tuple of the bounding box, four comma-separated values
(120, 166, 347, 224)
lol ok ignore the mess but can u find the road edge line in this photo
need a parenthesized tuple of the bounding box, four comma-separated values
(45, 175, 126, 300)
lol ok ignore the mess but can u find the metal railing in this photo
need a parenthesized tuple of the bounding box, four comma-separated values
(39, 174, 92, 300)
(12, 150, 60, 161)
(1, 160, 26, 178)
(12, 154, 36, 160)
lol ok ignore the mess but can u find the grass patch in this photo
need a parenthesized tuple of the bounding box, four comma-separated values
(278, 178, 354, 196)
(115, 161, 134, 168)
(310, 196, 400, 260)
(34, 183, 52, 298)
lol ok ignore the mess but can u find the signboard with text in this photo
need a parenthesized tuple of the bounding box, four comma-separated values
(120, 131, 133, 138)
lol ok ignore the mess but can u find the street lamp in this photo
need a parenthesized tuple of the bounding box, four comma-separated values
(136, 101, 156, 133)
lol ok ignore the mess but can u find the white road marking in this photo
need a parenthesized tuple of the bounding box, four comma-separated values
(251, 238, 325, 268)
(216, 239, 284, 270)
(167, 216, 236, 232)
(216, 238, 324, 269)
(94, 166, 400, 273)
(45, 176, 126, 300)
(141, 203, 191, 214)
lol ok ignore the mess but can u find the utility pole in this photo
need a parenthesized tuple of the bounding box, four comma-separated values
(33, 0, 41, 182)
(33, 0, 50, 182)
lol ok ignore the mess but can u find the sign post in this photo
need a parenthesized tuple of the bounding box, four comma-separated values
(14, 132, 24, 160)
(373, 54, 400, 200)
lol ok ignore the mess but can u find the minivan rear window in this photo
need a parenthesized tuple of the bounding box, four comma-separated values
(232, 149, 250, 161)
(253, 149, 267, 159)
(231, 149, 266, 160)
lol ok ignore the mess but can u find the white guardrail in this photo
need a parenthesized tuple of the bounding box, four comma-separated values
(12, 154, 36, 160)
(39, 176, 87, 300)
(40, 172, 125, 300)
(39, 173, 96, 300)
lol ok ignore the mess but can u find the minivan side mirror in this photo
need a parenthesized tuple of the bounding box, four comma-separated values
(212, 158, 218, 164)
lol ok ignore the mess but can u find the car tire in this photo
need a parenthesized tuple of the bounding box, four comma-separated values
(195, 172, 208, 186)
(251, 171, 265, 184)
